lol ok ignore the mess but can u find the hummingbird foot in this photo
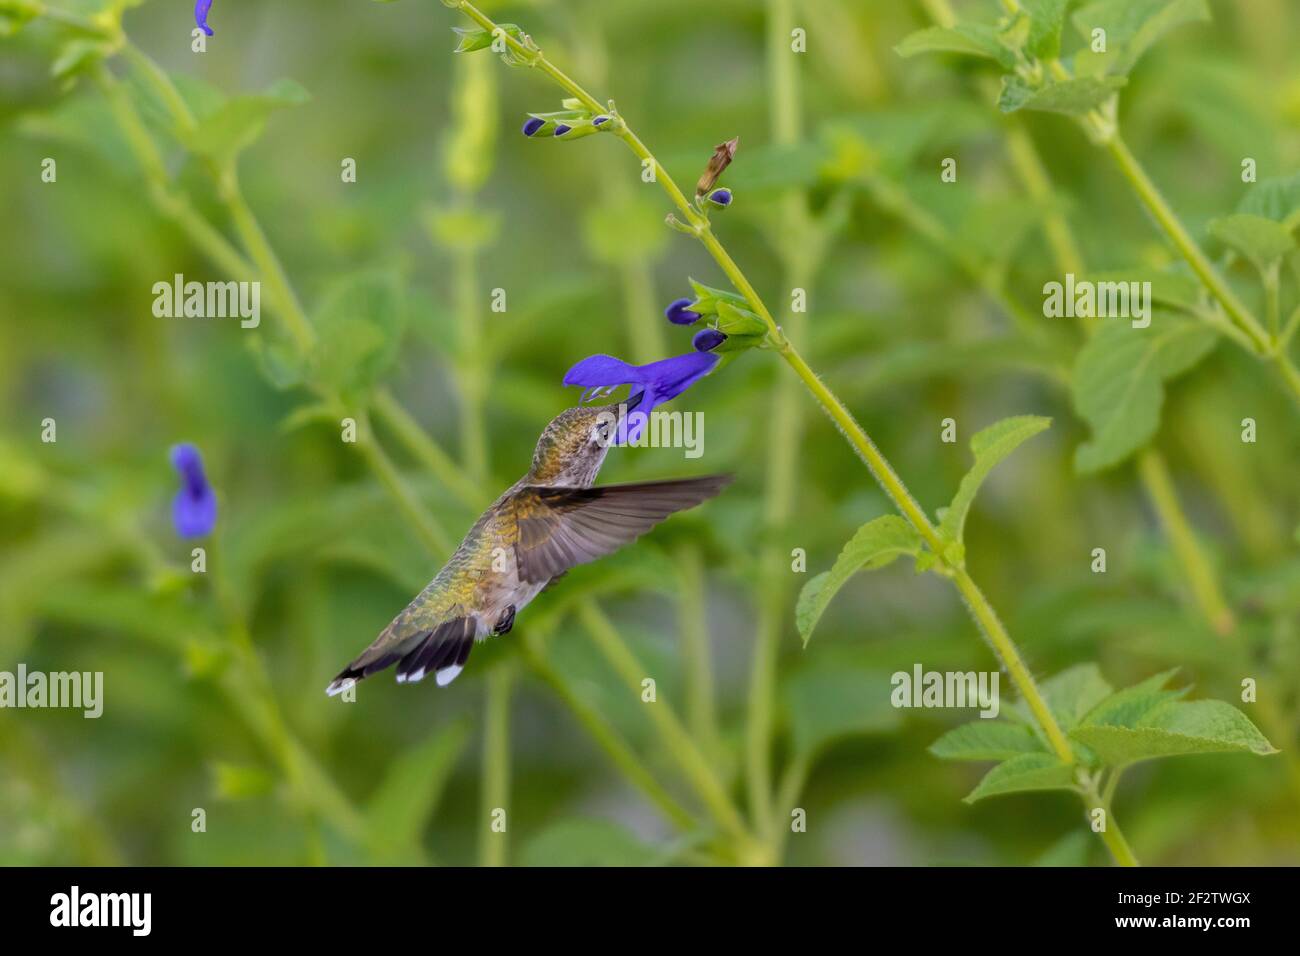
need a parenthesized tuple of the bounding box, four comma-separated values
(493, 605, 517, 636)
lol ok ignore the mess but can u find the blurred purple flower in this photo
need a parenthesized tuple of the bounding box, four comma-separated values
(693, 328, 727, 352)
(170, 443, 216, 538)
(554, 123, 572, 136)
(522, 117, 545, 137)
(195, 0, 214, 36)
(563, 351, 719, 443)
(665, 297, 701, 326)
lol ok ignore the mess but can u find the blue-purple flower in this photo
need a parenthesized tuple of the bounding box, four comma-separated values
(706, 188, 733, 208)
(522, 117, 545, 137)
(665, 297, 702, 326)
(563, 351, 720, 443)
(592, 115, 610, 127)
(170, 443, 216, 538)
(693, 328, 727, 352)
(554, 123, 572, 136)
(195, 0, 214, 37)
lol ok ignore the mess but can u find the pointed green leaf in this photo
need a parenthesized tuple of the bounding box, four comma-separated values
(895, 24, 1016, 69)
(1072, 314, 1217, 472)
(963, 753, 1077, 803)
(365, 721, 469, 863)
(1075, 668, 1185, 728)
(998, 75, 1126, 115)
(1024, 0, 1069, 60)
(181, 79, 310, 166)
(930, 719, 1046, 761)
(1081, 269, 1204, 312)
(1070, 699, 1277, 767)
(938, 415, 1051, 554)
(796, 515, 924, 645)
(1015, 663, 1114, 731)
(1208, 213, 1296, 274)
(1237, 172, 1300, 228)
(1073, 0, 1211, 76)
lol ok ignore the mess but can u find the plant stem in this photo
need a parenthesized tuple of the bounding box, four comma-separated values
(1081, 777, 1140, 867)
(519, 627, 698, 830)
(677, 545, 720, 761)
(479, 663, 513, 866)
(356, 412, 453, 554)
(1105, 136, 1268, 349)
(1136, 450, 1236, 635)
(578, 604, 764, 858)
(453, 238, 490, 483)
(371, 387, 485, 510)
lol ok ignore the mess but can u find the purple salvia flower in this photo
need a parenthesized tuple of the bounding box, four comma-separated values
(665, 297, 702, 326)
(170, 443, 217, 538)
(563, 351, 720, 444)
(195, 0, 214, 37)
(554, 123, 572, 137)
(522, 117, 545, 137)
(707, 188, 733, 208)
(693, 328, 727, 352)
(592, 115, 610, 127)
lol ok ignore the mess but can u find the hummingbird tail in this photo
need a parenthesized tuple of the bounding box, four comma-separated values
(325, 616, 479, 696)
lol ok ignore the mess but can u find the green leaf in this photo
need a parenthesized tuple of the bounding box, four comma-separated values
(1237, 172, 1300, 227)
(796, 515, 924, 645)
(1071, 700, 1277, 767)
(1208, 213, 1296, 274)
(937, 416, 1051, 559)
(998, 75, 1126, 115)
(963, 753, 1077, 803)
(1013, 663, 1113, 731)
(1072, 0, 1211, 76)
(309, 270, 406, 396)
(930, 719, 1046, 761)
(1082, 269, 1203, 312)
(181, 79, 310, 166)
(1076, 668, 1186, 727)
(451, 23, 525, 53)
(784, 662, 901, 756)
(1071, 314, 1217, 472)
(895, 24, 1015, 69)
(365, 721, 468, 863)
(520, 818, 655, 866)
(1024, 0, 1069, 60)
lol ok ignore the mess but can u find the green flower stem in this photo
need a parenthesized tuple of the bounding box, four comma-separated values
(371, 387, 486, 510)
(519, 627, 698, 832)
(746, 0, 811, 841)
(1080, 776, 1140, 867)
(677, 545, 721, 762)
(578, 604, 765, 859)
(443, 0, 1076, 789)
(1136, 451, 1236, 635)
(453, 238, 490, 483)
(1105, 136, 1269, 351)
(356, 412, 453, 555)
(478, 663, 514, 866)
(770, 750, 811, 861)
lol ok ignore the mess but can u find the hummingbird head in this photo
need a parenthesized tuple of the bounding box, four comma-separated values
(527, 395, 641, 487)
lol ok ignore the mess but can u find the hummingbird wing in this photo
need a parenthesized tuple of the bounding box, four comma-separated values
(512, 474, 732, 584)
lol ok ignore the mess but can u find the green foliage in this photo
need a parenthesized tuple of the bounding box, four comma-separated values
(937, 667, 1275, 804)
(519, 819, 656, 867)
(796, 516, 923, 645)
(936, 416, 1051, 564)
(181, 79, 311, 167)
(783, 660, 901, 755)
(364, 722, 469, 864)
(308, 270, 406, 398)
(1071, 315, 1217, 472)
(1071, 0, 1211, 76)
(1208, 213, 1296, 275)
(895, 24, 1015, 69)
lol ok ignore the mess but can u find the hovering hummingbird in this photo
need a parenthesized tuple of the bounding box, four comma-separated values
(326, 399, 730, 695)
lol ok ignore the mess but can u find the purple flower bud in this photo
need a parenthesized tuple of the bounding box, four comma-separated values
(707, 188, 733, 208)
(693, 328, 727, 352)
(554, 124, 572, 137)
(665, 297, 702, 326)
(593, 115, 610, 126)
(195, 0, 215, 36)
(169, 442, 217, 539)
(522, 117, 545, 137)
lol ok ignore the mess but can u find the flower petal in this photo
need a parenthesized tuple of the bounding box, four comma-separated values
(195, 0, 214, 36)
(173, 488, 217, 538)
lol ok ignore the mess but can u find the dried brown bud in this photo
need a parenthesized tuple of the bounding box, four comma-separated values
(695, 136, 739, 197)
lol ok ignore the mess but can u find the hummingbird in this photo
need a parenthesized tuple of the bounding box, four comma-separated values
(326, 398, 730, 695)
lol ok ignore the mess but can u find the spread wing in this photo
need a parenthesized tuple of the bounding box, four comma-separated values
(513, 475, 732, 584)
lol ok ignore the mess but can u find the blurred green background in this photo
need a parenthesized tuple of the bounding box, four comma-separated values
(1, 0, 1298, 866)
